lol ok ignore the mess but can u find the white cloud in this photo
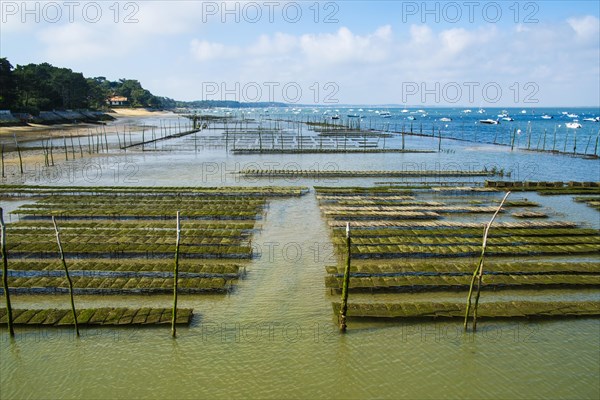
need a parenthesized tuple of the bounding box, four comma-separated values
(190, 39, 240, 61)
(567, 15, 600, 41)
(299, 25, 393, 65)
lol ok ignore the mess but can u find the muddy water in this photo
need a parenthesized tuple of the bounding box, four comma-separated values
(1, 119, 599, 399)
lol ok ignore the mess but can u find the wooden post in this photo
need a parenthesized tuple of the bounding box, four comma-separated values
(52, 216, 79, 337)
(141, 125, 146, 151)
(584, 135, 592, 155)
(13, 134, 23, 174)
(87, 130, 92, 154)
(594, 130, 600, 156)
(116, 127, 122, 149)
(339, 222, 352, 332)
(172, 211, 181, 338)
(69, 134, 75, 158)
(542, 129, 547, 151)
(1, 208, 14, 336)
(43, 141, 49, 167)
(63, 135, 69, 161)
(49, 142, 54, 166)
(510, 129, 515, 151)
(1, 144, 4, 178)
(402, 131, 405, 150)
(103, 126, 109, 152)
(464, 191, 510, 332)
(77, 136, 83, 157)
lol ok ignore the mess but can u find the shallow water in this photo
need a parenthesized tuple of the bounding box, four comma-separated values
(1, 113, 599, 399)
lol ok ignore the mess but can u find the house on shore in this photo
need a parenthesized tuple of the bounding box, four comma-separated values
(107, 96, 129, 107)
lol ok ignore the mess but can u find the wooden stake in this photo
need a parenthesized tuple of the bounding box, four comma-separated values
(339, 222, 352, 332)
(49, 142, 54, 166)
(1, 208, 14, 336)
(542, 129, 547, 151)
(52, 216, 79, 337)
(69, 133, 75, 158)
(172, 211, 181, 338)
(1, 144, 4, 178)
(43, 141, 49, 167)
(116, 127, 122, 149)
(103, 126, 109, 152)
(141, 125, 146, 151)
(13, 134, 23, 174)
(87, 130, 92, 154)
(464, 191, 510, 332)
(584, 135, 592, 155)
(77, 136, 83, 158)
(63, 135, 69, 161)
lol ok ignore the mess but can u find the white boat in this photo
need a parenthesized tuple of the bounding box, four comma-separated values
(480, 118, 500, 125)
(541, 115, 553, 119)
(567, 113, 579, 118)
(463, 109, 472, 113)
(401, 109, 409, 113)
(477, 108, 486, 114)
(502, 116, 514, 121)
(380, 111, 392, 118)
(331, 114, 340, 120)
(521, 109, 527, 114)
(497, 113, 508, 118)
(439, 117, 452, 122)
(561, 111, 568, 115)
(566, 122, 582, 129)
(583, 117, 599, 122)
(417, 109, 426, 113)
(407, 116, 416, 120)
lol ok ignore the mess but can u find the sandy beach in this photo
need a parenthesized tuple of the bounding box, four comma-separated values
(0, 108, 174, 149)
(107, 108, 174, 118)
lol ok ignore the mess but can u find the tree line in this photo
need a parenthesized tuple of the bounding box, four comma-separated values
(0, 58, 176, 114)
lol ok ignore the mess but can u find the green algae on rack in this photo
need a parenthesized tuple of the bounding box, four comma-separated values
(331, 301, 600, 319)
(238, 169, 495, 178)
(0, 307, 193, 326)
(325, 274, 600, 292)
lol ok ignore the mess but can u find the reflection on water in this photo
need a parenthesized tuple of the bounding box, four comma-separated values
(1, 113, 599, 399)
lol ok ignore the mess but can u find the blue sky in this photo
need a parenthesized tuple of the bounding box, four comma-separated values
(1, 1, 599, 106)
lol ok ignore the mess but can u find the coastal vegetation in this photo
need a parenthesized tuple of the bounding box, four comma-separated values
(0, 58, 174, 113)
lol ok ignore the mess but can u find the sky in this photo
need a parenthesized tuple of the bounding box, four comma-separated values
(1, 0, 599, 106)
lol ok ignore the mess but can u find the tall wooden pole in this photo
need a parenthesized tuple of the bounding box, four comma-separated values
(13, 134, 23, 174)
(339, 222, 351, 332)
(1, 144, 5, 178)
(52, 216, 79, 337)
(1, 208, 14, 336)
(172, 211, 181, 338)
(464, 191, 510, 332)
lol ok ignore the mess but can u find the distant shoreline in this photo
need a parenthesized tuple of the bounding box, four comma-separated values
(0, 108, 175, 148)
